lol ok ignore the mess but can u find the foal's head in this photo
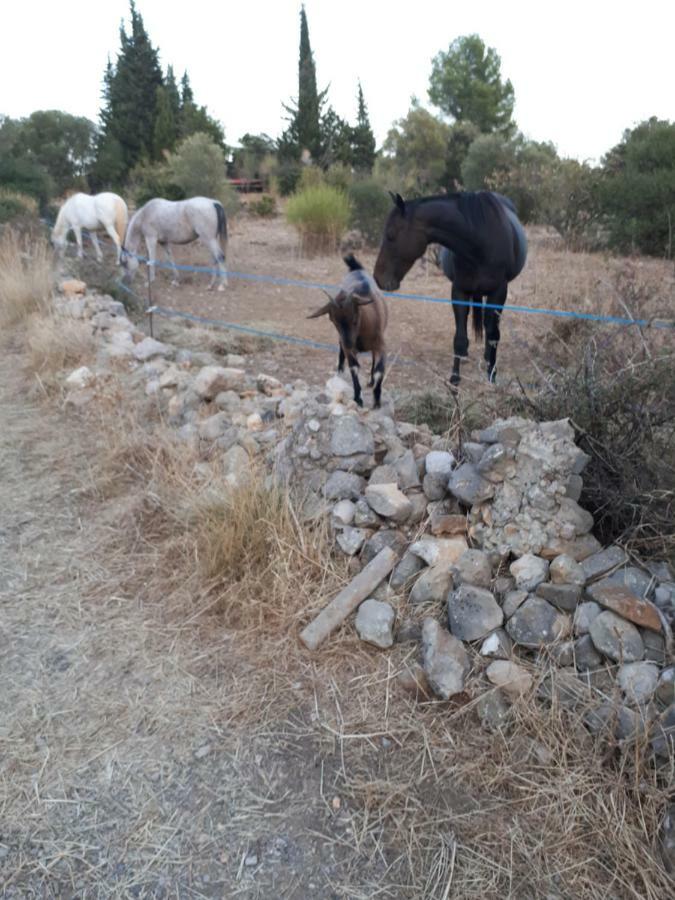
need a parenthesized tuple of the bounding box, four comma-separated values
(374, 193, 427, 292)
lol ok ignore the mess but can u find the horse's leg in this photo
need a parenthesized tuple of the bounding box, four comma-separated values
(372, 352, 386, 409)
(74, 226, 84, 259)
(103, 221, 122, 263)
(162, 244, 180, 286)
(484, 284, 507, 384)
(145, 236, 157, 284)
(347, 353, 363, 407)
(368, 353, 375, 387)
(202, 237, 228, 291)
(89, 232, 103, 262)
(450, 287, 470, 387)
(337, 345, 345, 372)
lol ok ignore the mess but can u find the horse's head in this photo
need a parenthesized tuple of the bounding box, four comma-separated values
(50, 229, 65, 255)
(119, 246, 139, 279)
(374, 193, 427, 292)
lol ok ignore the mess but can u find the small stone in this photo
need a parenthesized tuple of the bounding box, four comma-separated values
(390, 551, 425, 589)
(486, 660, 533, 702)
(361, 529, 407, 565)
(506, 597, 568, 648)
(421, 618, 470, 699)
(194, 365, 246, 399)
(256, 373, 283, 395)
(244, 853, 258, 867)
(194, 744, 211, 760)
(355, 599, 395, 649)
(617, 662, 659, 706)
(480, 628, 513, 659)
(325, 374, 354, 403)
(221, 445, 251, 485)
(60, 277, 87, 296)
(198, 412, 230, 441)
(655, 584, 675, 610)
(650, 705, 675, 759)
(336, 527, 367, 556)
(424, 450, 456, 478)
(574, 634, 603, 671)
(550, 554, 586, 586)
(396, 662, 430, 699)
(476, 689, 510, 731)
(493, 575, 515, 600)
(642, 629, 666, 665)
(447, 584, 503, 641)
(133, 336, 172, 361)
(539, 669, 591, 712)
(409, 537, 467, 567)
(536, 582, 582, 612)
(602, 566, 654, 599)
(365, 483, 412, 523)
(510, 554, 550, 592)
(323, 471, 365, 501)
(659, 805, 675, 875)
(581, 545, 627, 583)
(396, 618, 422, 644)
(656, 667, 675, 707)
(573, 601, 602, 635)
(588, 611, 644, 662)
(409, 565, 453, 604)
(447, 463, 495, 506)
(585, 582, 662, 633)
(430, 512, 467, 536)
(406, 490, 428, 524)
(565, 474, 583, 501)
(452, 549, 493, 589)
(246, 412, 263, 431)
(65, 366, 94, 389)
(332, 500, 355, 526)
(369, 464, 400, 486)
(585, 703, 647, 743)
(502, 590, 528, 619)
(477, 443, 516, 483)
(541, 533, 602, 562)
(394, 450, 421, 490)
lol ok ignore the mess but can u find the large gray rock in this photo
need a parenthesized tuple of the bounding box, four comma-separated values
(422, 472, 447, 501)
(330, 415, 375, 457)
(549, 554, 586, 586)
(447, 463, 495, 506)
(536, 582, 582, 612)
(368, 464, 400, 486)
(323, 470, 365, 501)
(409, 565, 453, 605)
(409, 537, 467, 567)
(447, 584, 503, 641)
(589, 611, 644, 662)
(365, 483, 412, 523)
(510, 554, 550, 592)
(581, 546, 627, 583)
(506, 597, 568, 648)
(355, 599, 395, 649)
(601, 566, 654, 599)
(452, 549, 493, 589)
(617, 662, 659, 706)
(421, 618, 470, 699)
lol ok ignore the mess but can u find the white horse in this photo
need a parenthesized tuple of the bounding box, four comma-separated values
(121, 197, 228, 291)
(51, 192, 128, 263)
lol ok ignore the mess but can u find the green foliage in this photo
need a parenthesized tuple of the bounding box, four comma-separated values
(0, 188, 38, 223)
(382, 100, 453, 195)
(445, 121, 480, 187)
(298, 165, 324, 190)
(152, 86, 179, 158)
(280, 6, 326, 163)
(248, 195, 276, 217)
(0, 155, 52, 206)
(599, 118, 675, 256)
(347, 180, 390, 245)
(128, 160, 184, 207)
(286, 184, 351, 254)
(429, 34, 515, 133)
(232, 133, 277, 180)
(275, 162, 302, 196)
(12, 110, 96, 195)
(324, 163, 353, 193)
(167, 133, 238, 214)
(351, 83, 376, 173)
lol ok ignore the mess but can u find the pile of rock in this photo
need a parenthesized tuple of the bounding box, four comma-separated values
(57, 283, 675, 759)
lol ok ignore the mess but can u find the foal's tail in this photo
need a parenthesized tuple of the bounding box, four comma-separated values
(214, 202, 227, 242)
(472, 298, 484, 341)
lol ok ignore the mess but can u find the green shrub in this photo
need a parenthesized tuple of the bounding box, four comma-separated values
(347, 180, 390, 245)
(0, 189, 38, 224)
(298, 165, 324, 190)
(128, 160, 185, 207)
(286, 184, 351, 255)
(167, 132, 239, 215)
(248, 195, 276, 217)
(275, 162, 302, 196)
(324, 163, 353, 193)
(0, 155, 53, 206)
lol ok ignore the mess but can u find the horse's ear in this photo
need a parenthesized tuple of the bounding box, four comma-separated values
(350, 292, 374, 307)
(389, 191, 406, 214)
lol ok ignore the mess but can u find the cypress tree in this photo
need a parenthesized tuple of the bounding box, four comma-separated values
(165, 66, 182, 124)
(296, 5, 322, 160)
(152, 85, 178, 158)
(350, 82, 376, 172)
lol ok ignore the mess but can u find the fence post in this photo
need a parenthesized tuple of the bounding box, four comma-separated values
(146, 262, 154, 338)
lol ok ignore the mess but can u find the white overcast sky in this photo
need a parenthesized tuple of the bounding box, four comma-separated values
(2, 0, 673, 163)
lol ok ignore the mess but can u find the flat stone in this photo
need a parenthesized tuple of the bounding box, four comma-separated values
(406, 490, 428, 524)
(447, 584, 503, 642)
(486, 660, 533, 702)
(336, 527, 367, 556)
(452, 549, 493, 589)
(549, 554, 586, 586)
(536, 582, 582, 612)
(355, 599, 395, 649)
(601, 566, 654, 599)
(424, 450, 455, 478)
(330, 415, 375, 457)
(430, 512, 467, 536)
(589, 611, 644, 662)
(409, 537, 467, 568)
(332, 500, 355, 526)
(447, 463, 495, 506)
(133, 336, 172, 361)
(393, 450, 421, 490)
(368, 464, 399, 486)
(480, 628, 513, 660)
(642, 629, 667, 665)
(409, 565, 453, 605)
(323, 470, 365, 501)
(573, 601, 602, 636)
(502, 590, 528, 619)
(390, 551, 425, 589)
(506, 597, 568, 648)
(541, 533, 602, 562)
(395, 618, 422, 644)
(365, 483, 412, 523)
(574, 634, 603, 671)
(510, 554, 550, 592)
(585, 583, 662, 632)
(476, 688, 510, 731)
(421, 618, 470, 700)
(581, 546, 627, 583)
(617, 662, 659, 706)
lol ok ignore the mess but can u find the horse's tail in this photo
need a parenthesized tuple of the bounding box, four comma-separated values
(472, 298, 483, 341)
(114, 197, 128, 244)
(214, 202, 227, 242)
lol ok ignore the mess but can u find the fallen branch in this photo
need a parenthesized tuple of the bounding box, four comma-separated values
(299, 546, 398, 651)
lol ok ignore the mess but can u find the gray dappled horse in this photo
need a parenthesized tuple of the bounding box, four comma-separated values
(374, 191, 527, 385)
(122, 197, 228, 290)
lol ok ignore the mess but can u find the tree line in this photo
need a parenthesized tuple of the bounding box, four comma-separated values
(0, 1, 673, 258)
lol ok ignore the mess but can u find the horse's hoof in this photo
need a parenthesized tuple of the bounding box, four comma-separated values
(449, 373, 461, 387)
(355, 397, 364, 408)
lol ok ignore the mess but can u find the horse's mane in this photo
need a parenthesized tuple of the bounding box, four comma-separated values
(413, 191, 512, 231)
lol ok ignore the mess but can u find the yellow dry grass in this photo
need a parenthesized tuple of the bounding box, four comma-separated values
(0, 229, 53, 326)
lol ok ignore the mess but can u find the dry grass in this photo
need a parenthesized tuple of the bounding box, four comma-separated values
(0, 229, 53, 326)
(24, 313, 97, 392)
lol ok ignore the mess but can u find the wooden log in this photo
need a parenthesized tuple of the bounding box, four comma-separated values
(300, 546, 398, 650)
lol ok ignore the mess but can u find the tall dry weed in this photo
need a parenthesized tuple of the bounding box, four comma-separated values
(0, 229, 53, 326)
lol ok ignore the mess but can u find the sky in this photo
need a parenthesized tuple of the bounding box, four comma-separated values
(2, 0, 674, 163)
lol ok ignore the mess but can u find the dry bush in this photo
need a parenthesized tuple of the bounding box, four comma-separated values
(0, 229, 52, 326)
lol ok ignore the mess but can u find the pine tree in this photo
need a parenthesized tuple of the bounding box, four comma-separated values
(350, 82, 376, 172)
(180, 72, 194, 107)
(153, 86, 178, 158)
(165, 66, 182, 124)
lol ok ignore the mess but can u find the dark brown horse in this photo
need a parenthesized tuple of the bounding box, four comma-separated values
(374, 191, 527, 385)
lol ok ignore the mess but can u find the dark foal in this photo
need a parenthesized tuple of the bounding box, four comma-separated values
(308, 255, 388, 408)
(374, 191, 527, 385)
